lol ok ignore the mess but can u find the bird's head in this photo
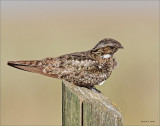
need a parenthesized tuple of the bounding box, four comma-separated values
(91, 38, 124, 58)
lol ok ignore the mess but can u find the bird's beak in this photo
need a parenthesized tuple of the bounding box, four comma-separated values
(119, 45, 124, 49)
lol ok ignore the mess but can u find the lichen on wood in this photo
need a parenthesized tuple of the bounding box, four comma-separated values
(62, 81, 123, 126)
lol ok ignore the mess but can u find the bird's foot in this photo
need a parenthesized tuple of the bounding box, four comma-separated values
(88, 86, 101, 93)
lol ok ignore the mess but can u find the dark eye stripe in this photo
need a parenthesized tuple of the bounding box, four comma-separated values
(110, 46, 115, 49)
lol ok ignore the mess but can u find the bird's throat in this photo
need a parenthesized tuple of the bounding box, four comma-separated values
(101, 54, 111, 59)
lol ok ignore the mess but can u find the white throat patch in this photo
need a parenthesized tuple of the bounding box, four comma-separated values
(102, 54, 111, 59)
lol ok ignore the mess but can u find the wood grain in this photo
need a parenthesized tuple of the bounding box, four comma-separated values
(62, 81, 123, 126)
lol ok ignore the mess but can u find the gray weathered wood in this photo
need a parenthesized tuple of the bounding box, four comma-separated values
(62, 81, 123, 126)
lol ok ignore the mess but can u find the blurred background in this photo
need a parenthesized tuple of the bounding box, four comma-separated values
(1, 1, 159, 126)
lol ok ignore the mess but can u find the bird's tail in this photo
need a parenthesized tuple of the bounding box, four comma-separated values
(7, 60, 43, 74)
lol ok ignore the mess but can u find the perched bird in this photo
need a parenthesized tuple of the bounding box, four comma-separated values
(8, 38, 123, 89)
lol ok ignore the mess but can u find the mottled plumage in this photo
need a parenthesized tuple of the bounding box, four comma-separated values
(8, 38, 123, 88)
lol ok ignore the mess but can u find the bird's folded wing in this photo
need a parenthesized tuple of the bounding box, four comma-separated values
(42, 52, 101, 79)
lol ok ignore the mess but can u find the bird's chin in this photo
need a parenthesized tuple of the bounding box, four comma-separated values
(110, 53, 114, 57)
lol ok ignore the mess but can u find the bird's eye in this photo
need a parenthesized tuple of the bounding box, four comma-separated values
(109, 46, 115, 49)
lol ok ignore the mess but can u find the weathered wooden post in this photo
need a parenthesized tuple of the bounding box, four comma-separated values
(62, 81, 123, 126)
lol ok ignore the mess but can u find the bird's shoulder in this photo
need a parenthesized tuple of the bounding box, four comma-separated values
(57, 51, 99, 67)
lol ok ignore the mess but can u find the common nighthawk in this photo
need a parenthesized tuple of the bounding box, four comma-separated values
(8, 38, 123, 88)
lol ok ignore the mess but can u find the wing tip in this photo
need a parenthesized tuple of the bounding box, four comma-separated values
(7, 61, 28, 71)
(7, 61, 16, 67)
